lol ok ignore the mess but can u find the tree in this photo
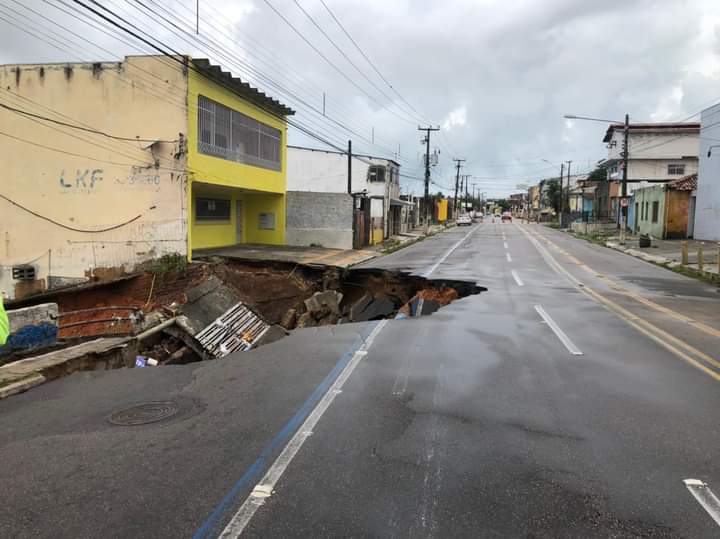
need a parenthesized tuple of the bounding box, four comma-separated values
(497, 199, 510, 212)
(587, 165, 607, 182)
(545, 179, 561, 212)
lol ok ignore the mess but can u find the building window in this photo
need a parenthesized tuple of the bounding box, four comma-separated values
(198, 95, 282, 171)
(196, 197, 231, 221)
(368, 166, 386, 182)
(652, 201, 659, 223)
(667, 164, 685, 175)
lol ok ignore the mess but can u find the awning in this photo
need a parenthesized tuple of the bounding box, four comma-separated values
(390, 198, 415, 207)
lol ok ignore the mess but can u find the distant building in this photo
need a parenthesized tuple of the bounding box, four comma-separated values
(694, 104, 720, 240)
(601, 122, 700, 222)
(0, 55, 293, 299)
(286, 146, 403, 248)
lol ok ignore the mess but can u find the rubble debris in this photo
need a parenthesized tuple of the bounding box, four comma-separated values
(349, 294, 395, 322)
(0, 256, 487, 399)
(304, 290, 343, 317)
(195, 302, 270, 358)
(279, 308, 298, 330)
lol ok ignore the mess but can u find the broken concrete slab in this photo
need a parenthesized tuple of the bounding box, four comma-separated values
(0, 373, 47, 399)
(304, 290, 343, 317)
(0, 337, 133, 398)
(280, 308, 298, 330)
(253, 325, 289, 348)
(350, 294, 396, 322)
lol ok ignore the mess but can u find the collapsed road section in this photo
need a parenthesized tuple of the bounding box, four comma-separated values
(0, 257, 485, 397)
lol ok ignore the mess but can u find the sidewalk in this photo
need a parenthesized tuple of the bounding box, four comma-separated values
(366, 223, 452, 254)
(604, 235, 720, 278)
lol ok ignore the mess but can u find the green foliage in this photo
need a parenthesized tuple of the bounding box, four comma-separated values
(545, 179, 561, 212)
(587, 165, 607, 182)
(150, 253, 188, 276)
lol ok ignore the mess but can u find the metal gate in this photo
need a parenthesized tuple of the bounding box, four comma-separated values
(353, 196, 370, 249)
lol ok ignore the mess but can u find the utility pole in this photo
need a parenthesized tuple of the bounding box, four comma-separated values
(565, 160, 572, 216)
(621, 113, 630, 242)
(558, 162, 564, 223)
(462, 174, 470, 213)
(452, 158, 465, 216)
(419, 125, 440, 234)
(347, 140, 352, 195)
(471, 183, 477, 211)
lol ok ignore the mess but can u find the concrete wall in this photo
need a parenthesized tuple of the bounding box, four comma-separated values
(286, 191, 353, 249)
(0, 57, 188, 300)
(287, 146, 400, 244)
(695, 103, 720, 240)
(607, 128, 699, 162)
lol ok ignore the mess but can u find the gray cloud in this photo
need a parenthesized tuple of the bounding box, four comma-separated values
(2, 0, 720, 196)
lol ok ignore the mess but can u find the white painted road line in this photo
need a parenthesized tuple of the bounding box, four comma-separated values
(511, 269, 524, 287)
(422, 225, 478, 277)
(506, 252, 512, 262)
(684, 479, 720, 527)
(534, 305, 583, 356)
(503, 241, 509, 249)
(219, 320, 389, 538)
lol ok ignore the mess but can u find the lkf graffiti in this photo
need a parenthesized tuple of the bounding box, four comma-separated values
(58, 166, 163, 192)
(59, 168, 103, 190)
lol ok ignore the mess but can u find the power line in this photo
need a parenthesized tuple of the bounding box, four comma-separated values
(290, 0, 423, 123)
(0, 101, 177, 143)
(318, 0, 429, 124)
(259, 0, 417, 126)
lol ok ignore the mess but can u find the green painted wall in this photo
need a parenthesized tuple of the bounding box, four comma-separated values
(633, 184, 666, 238)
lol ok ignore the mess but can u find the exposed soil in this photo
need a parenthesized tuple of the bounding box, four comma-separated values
(3, 258, 486, 373)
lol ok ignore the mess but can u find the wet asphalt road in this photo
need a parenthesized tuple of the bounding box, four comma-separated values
(2, 222, 720, 538)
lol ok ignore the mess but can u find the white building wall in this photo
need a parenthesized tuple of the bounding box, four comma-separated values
(695, 104, 720, 241)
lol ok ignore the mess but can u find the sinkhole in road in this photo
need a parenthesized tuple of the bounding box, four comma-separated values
(2, 258, 486, 384)
(214, 259, 487, 331)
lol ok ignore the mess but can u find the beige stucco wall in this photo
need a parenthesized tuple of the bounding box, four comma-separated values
(0, 56, 189, 299)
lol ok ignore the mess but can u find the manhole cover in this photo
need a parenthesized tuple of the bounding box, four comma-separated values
(108, 401, 180, 426)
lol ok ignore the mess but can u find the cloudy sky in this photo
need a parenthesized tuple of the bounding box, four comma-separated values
(2, 0, 720, 197)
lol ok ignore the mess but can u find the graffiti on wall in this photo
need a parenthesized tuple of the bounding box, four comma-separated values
(58, 166, 164, 193)
(114, 166, 162, 191)
(59, 168, 103, 191)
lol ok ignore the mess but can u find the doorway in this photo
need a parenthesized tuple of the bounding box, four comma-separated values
(236, 200, 243, 243)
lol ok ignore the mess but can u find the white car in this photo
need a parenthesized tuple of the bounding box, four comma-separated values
(456, 214, 472, 226)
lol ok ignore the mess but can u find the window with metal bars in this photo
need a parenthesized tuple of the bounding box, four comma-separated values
(198, 95, 282, 171)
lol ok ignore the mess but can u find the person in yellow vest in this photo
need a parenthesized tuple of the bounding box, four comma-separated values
(0, 295, 9, 346)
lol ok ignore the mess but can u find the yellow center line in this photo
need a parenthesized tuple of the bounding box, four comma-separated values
(541, 229, 720, 340)
(519, 224, 720, 381)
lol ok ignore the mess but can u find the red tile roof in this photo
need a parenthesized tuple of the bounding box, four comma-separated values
(668, 173, 697, 191)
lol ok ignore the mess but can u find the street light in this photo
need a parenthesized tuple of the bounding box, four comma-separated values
(707, 144, 720, 157)
(564, 112, 631, 241)
(564, 114, 623, 124)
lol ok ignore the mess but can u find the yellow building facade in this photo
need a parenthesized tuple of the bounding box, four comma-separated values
(0, 55, 292, 299)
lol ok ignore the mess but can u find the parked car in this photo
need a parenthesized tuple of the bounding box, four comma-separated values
(456, 214, 472, 226)
(501, 212, 512, 223)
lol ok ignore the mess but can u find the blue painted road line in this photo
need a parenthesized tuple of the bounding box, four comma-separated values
(192, 322, 378, 539)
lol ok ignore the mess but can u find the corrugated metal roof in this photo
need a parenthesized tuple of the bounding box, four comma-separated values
(195, 302, 270, 358)
(193, 58, 295, 116)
